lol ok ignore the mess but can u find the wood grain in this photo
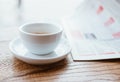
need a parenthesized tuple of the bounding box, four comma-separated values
(0, 28, 120, 82)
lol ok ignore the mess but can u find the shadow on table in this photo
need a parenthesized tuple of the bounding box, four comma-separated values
(74, 58, 120, 63)
(12, 56, 68, 75)
(1, 57, 68, 82)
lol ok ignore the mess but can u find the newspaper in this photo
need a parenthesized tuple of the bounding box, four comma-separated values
(62, 0, 120, 60)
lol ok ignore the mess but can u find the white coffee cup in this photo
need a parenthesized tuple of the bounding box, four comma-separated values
(19, 22, 63, 55)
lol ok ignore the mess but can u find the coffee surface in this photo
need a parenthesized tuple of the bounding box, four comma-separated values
(33, 32, 49, 34)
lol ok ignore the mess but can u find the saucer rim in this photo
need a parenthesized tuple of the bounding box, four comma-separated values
(9, 37, 71, 61)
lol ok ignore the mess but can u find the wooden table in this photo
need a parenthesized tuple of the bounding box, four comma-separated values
(0, 28, 120, 82)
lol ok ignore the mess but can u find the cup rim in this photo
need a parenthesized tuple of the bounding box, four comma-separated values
(19, 22, 63, 36)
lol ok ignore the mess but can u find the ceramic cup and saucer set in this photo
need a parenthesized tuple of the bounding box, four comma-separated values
(9, 22, 71, 65)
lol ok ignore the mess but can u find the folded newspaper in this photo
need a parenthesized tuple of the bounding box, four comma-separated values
(62, 0, 120, 61)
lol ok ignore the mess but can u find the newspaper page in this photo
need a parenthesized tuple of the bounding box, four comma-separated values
(62, 0, 120, 61)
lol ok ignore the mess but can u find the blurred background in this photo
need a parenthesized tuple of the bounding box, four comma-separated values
(0, 0, 82, 28)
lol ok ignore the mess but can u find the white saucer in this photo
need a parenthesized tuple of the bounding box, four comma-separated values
(9, 37, 71, 65)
